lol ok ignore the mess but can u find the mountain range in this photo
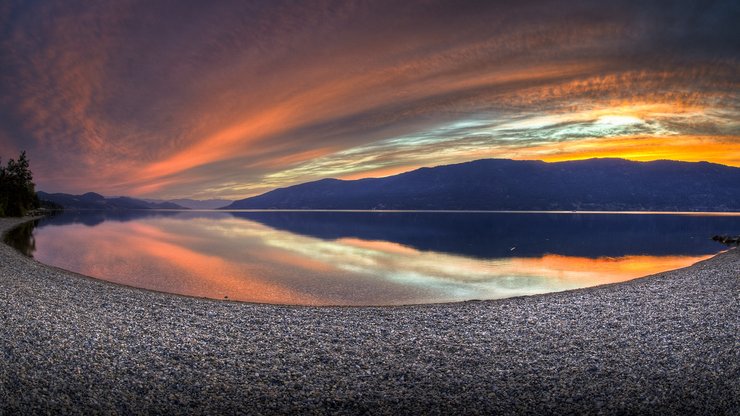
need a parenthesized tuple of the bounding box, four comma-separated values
(222, 158, 740, 211)
(142, 198, 233, 210)
(37, 192, 187, 210)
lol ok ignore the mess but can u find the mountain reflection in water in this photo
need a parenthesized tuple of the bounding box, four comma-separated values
(6, 210, 737, 305)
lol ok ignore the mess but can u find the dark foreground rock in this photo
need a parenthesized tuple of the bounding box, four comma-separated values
(1, 217, 738, 415)
(713, 235, 740, 245)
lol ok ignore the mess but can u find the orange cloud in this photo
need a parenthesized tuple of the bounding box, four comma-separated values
(339, 165, 424, 181)
(2, 1, 738, 198)
(141, 106, 296, 180)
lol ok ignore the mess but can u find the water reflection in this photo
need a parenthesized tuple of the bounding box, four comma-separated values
(4, 219, 38, 257)
(6, 210, 738, 305)
(232, 211, 740, 258)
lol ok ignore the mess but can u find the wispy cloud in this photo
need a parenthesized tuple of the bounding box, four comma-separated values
(0, 0, 737, 198)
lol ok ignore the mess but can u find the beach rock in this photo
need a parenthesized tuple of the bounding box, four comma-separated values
(1, 217, 738, 415)
(712, 235, 740, 245)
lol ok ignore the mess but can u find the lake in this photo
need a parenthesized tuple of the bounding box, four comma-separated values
(6, 211, 739, 306)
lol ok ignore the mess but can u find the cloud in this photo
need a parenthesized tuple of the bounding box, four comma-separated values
(0, 0, 737, 198)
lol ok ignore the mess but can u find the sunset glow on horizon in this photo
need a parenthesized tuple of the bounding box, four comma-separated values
(0, 0, 737, 199)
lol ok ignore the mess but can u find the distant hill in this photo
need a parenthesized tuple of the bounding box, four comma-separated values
(222, 158, 740, 211)
(143, 198, 233, 210)
(37, 191, 188, 210)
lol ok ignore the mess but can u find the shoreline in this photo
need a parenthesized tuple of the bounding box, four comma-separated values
(1, 216, 738, 413)
(3, 215, 732, 309)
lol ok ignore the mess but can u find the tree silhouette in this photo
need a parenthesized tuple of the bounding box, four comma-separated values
(0, 151, 40, 217)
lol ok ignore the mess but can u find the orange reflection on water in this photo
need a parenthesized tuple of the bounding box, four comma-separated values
(30, 216, 716, 305)
(258, 233, 712, 302)
(507, 254, 712, 285)
(34, 221, 323, 305)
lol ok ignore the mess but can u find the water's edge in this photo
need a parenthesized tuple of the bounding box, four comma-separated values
(1, 215, 732, 308)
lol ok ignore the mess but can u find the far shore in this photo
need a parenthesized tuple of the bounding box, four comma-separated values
(30, 207, 740, 214)
(1, 216, 738, 414)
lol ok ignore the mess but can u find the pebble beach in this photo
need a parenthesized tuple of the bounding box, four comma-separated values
(1, 216, 738, 414)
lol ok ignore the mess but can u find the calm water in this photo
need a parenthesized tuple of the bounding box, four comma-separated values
(7, 211, 739, 306)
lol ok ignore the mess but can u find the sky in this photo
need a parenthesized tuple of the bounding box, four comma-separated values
(0, 0, 738, 200)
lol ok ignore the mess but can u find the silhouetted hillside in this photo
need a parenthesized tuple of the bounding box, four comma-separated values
(143, 198, 233, 209)
(223, 159, 740, 211)
(37, 191, 187, 210)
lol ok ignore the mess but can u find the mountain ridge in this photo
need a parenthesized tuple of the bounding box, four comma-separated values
(37, 191, 188, 210)
(222, 158, 740, 211)
(142, 198, 233, 210)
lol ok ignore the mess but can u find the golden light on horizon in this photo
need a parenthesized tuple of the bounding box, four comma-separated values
(525, 136, 740, 167)
(0, 1, 737, 199)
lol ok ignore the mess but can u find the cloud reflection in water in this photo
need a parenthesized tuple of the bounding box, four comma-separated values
(22, 213, 717, 305)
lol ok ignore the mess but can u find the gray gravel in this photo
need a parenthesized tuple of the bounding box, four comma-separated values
(1, 217, 738, 415)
